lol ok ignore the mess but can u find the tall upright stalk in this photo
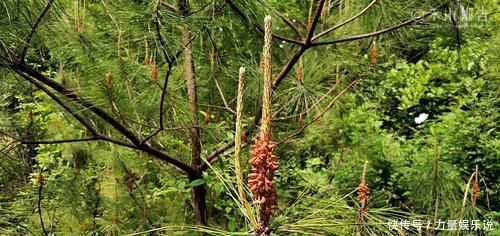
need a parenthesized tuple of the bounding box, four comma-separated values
(357, 160, 369, 235)
(260, 16, 273, 137)
(177, 0, 206, 225)
(234, 67, 246, 204)
(234, 67, 258, 228)
(248, 16, 279, 235)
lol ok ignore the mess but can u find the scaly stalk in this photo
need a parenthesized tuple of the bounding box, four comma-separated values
(248, 16, 279, 235)
(260, 16, 273, 137)
(357, 160, 369, 235)
(234, 67, 258, 228)
(235, 67, 247, 202)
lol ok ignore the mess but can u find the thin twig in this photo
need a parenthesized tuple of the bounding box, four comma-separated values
(214, 76, 236, 114)
(141, 6, 186, 145)
(254, 23, 305, 46)
(21, 137, 100, 145)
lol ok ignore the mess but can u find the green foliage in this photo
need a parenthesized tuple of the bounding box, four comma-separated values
(0, 0, 498, 235)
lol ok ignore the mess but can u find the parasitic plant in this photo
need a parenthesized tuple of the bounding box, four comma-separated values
(235, 67, 247, 204)
(248, 15, 279, 235)
(357, 160, 369, 220)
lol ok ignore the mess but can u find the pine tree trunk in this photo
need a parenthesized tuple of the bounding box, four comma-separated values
(190, 174, 208, 225)
(178, 0, 207, 226)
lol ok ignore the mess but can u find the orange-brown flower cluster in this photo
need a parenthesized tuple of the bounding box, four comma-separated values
(151, 66, 158, 80)
(104, 72, 113, 88)
(248, 131, 278, 231)
(472, 181, 480, 202)
(358, 183, 370, 202)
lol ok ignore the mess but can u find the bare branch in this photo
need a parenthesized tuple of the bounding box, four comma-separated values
(311, 11, 434, 47)
(141, 129, 162, 147)
(274, 46, 307, 89)
(313, 0, 379, 41)
(206, 140, 236, 162)
(214, 76, 236, 114)
(19, 0, 55, 62)
(254, 27, 305, 45)
(21, 137, 101, 145)
(305, 0, 327, 43)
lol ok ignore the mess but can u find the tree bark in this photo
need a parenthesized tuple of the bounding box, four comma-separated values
(178, 0, 207, 225)
(189, 174, 207, 225)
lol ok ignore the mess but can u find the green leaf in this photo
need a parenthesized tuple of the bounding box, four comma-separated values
(188, 179, 206, 187)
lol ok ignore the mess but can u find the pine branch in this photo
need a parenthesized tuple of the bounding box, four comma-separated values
(275, 78, 361, 145)
(4, 58, 194, 175)
(141, 7, 183, 145)
(204, 4, 437, 168)
(203, 0, 326, 169)
(19, 0, 55, 63)
(16, 72, 99, 135)
(225, 0, 305, 46)
(312, 0, 379, 41)
(20, 136, 137, 149)
(259, 1, 303, 39)
(21, 137, 101, 145)
(214, 74, 236, 114)
(15, 62, 142, 146)
(273, 75, 341, 121)
(305, 0, 327, 43)
(311, 11, 434, 46)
